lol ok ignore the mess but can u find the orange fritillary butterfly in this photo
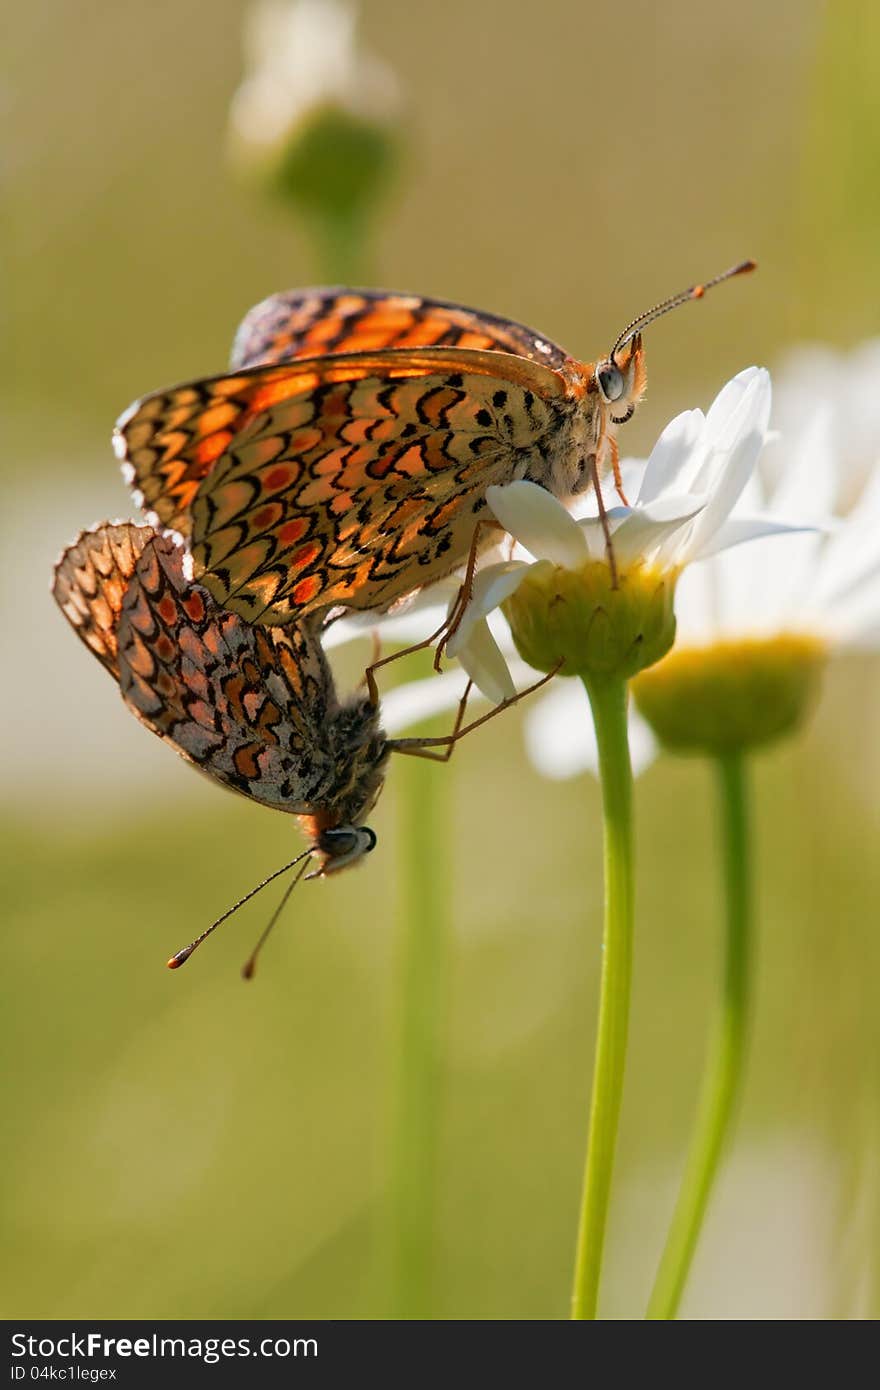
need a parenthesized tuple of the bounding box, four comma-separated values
(53, 523, 387, 879)
(114, 267, 754, 628)
(53, 522, 557, 970)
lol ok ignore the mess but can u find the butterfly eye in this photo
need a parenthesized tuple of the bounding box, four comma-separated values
(319, 827, 359, 856)
(598, 365, 625, 403)
(318, 824, 377, 869)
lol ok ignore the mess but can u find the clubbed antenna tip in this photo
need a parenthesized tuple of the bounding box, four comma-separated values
(611, 258, 757, 361)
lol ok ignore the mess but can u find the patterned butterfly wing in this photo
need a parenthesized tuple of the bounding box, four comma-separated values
(54, 523, 356, 814)
(52, 522, 153, 678)
(116, 345, 581, 624)
(230, 287, 571, 370)
(115, 290, 570, 538)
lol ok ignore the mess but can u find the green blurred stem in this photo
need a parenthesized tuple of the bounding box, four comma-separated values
(646, 751, 752, 1320)
(389, 747, 449, 1318)
(571, 675, 635, 1320)
(307, 210, 371, 285)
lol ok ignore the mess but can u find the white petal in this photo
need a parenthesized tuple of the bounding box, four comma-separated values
(684, 370, 772, 562)
(322, 602, 445, 651)
(671, 561, 721, 643)
(454, 617, 517, 703)
(694, 515, 822, 562)
(704, 367, 767, 440)
(487, 481, 588, 566)
(611, 493, 708, 567)
(523, 680, 594, 777)
(814, 468, 880, 603)
(445, 562, 527, 659)
(381, 667, 473, 735)
(626, 708, 660, 778)
(320, 614, 373, 650)
(826, 567, 880, 646)
(767, 404, 838, 519)
(572, 458, 647, 517)
(523, 680, 657, 780)
(637, 409, 706, 503)
(322, 578, 461, 651)
(576, 505, 631, 561)
(690, 369, 769, 497)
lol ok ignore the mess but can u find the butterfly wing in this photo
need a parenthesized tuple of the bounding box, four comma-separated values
(52, 522, 153, 678)
(230, 286, 571, 371)
(116, 346, 574, 623)
(117, 534, 343, 810)
(54, 524, 339, 812)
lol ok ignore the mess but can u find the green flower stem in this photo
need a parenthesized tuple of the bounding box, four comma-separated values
(571, 675, 635, 1320)
(388, 745, 449, 1318)
(306, 210, 372, 285)
(646, 751, 752, 1320)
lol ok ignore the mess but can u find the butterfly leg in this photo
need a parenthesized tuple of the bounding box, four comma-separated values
(386, 663, 561, 762)
(608, 436, 631, 506)
(357, 629, 384, 690)
(590, 457, 620, 590)
(364, 520, 501, 699)
(387, 677, 476, 763)
(364, 614, 451, 707)
(432, 518, 502, 673)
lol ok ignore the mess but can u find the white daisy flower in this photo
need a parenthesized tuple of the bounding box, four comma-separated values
(330, 365, 880, 770)
(771, 338, 880, 500)
(632, 397, 880, 756)
(446, 368, 796, 695)
(328, 367, 826, 767)
(513, 362, 880, 771)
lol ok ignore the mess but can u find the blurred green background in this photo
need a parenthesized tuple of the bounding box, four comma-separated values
(4, 0, 879, 1319)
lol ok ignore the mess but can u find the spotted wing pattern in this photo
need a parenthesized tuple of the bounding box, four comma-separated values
(52, 522, 151, 679)
(53, 523, 356, 812)
(116, 345, 574, 624)
(230, 287, 571, 371)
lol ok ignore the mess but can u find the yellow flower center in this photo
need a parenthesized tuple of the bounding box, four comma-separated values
(632, 634, 828, 753)
(502, 560, 678, 681)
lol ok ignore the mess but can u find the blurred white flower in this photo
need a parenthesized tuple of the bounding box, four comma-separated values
(629, 401, 880, 756)
(771, 338, 880, 501)
(540, 355, 880, 770)
(672, 422, 880, 652)
(231, 0, 400, 146)
(524, 372, 880, 769)
(229, 0, 402, 224)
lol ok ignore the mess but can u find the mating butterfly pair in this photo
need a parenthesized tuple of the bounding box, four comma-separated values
(55, 269, 753, 966)
(52, 514, 543, 971)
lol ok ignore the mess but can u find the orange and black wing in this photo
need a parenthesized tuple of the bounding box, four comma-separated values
(229, 286, 571, 370)
(53, 524, 340, 811)
(116, 345, 572, 624)
(52, 522, 153, 679)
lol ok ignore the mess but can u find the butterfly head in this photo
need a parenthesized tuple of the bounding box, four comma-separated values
(594, 259, 758, 432)
(312, 824, 378, 875)
(596, 333, 647, 429)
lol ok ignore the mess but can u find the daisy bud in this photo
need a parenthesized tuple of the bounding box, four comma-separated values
(631, 635, 827, 754)
(502, 559, 678, 681)
(229, 0, 402, 232)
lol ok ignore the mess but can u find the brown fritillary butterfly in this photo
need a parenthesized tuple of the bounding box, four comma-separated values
(114, 266, 753, 628)
(53, 522, 552, 970)
(53, 523, 389, 958)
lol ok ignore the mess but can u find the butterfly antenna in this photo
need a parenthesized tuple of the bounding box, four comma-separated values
(241, 856, 312, 981)
(166, 848, 314, 970)
(610, 259, 756, 362)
